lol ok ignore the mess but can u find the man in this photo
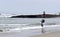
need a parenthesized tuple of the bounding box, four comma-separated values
(41, 19, 45, 33)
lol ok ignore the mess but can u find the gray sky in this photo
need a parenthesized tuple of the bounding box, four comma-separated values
(0, 0, 60, 14)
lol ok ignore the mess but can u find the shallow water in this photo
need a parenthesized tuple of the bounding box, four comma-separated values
(0, 25, 60, 37)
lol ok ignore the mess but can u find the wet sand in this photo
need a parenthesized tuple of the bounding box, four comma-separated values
(31, 31, 60, 37)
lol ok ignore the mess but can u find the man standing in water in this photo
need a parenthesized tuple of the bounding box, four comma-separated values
(41, 19, 45, 33)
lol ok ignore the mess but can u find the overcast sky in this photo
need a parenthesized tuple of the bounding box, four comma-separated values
(0, 0, 60, 14)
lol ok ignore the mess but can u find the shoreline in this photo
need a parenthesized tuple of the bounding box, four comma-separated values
(31, 31, 60, 37)
(0, 25, 60, 37)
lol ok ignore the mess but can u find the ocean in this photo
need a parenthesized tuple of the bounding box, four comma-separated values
(0, 17, 60, 29)
(0, 17, 60, 24)
(0, 17, 60, 37)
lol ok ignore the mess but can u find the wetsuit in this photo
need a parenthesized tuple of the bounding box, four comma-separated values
(41, 19, 45, 27)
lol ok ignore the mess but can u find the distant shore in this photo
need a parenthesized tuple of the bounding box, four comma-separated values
(11, 14, 60, 18)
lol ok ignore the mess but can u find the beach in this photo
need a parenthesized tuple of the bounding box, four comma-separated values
(30, 25, 60, 37)
(31, 31, 60, 37)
